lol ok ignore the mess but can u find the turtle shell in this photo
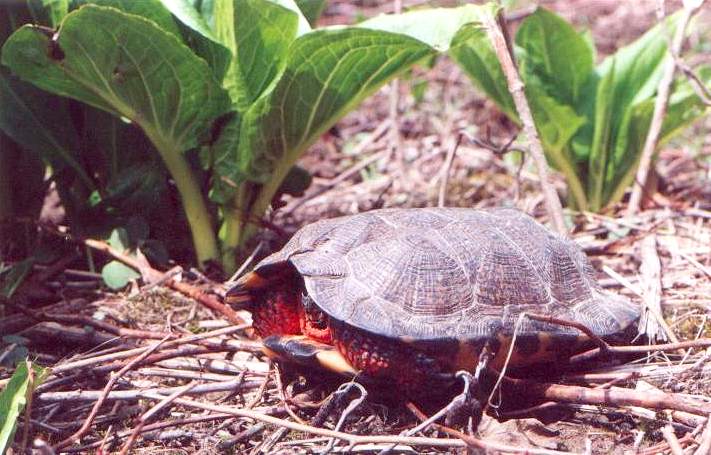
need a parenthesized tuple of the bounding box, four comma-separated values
(252, 207, 639, 343)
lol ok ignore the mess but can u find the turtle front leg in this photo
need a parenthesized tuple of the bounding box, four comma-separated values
(262, 335, 358, 377)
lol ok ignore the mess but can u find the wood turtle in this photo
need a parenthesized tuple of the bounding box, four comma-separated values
(226, 207, 639, 387)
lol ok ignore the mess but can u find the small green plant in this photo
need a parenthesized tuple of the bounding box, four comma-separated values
(451, 7, 710, 211)
(1, 0, 500, 274)
(0, 361, 47, 453)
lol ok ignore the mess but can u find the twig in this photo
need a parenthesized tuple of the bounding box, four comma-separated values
(389, 0, 402, 162)
(50, 325, 259, 375)
(571, 338, 711, 363)
(37, 378, 261, 403)
(64, 414, 233, 452)
(324, 382, 368, 452)
(501, 375, 711, 416)
(627, 0, 704, 214)
(482, 10, 567, 235)
(119, 382, 199, 455)
(695, 415, 711, 455)
(661, 425, 685, 455)
(138, 392, 468, 449)
(53, 335, 171, 450)
(437, 133, 463, 207)
(166, 279, 243, 324)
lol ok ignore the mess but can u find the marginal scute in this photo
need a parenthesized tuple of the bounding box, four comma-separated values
(248, 207, 640, 347)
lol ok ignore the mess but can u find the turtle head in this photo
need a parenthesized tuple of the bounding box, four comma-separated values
(225, 270, 334, 343)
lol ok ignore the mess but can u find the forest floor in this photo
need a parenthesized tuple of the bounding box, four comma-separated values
(1, 1, 710, 454)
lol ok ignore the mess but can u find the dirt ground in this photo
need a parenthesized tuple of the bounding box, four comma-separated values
(2, 1, 710, 454)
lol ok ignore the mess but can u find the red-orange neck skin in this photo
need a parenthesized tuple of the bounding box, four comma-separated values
(251, 289, 302, 338)
(251, 289, 334, 344)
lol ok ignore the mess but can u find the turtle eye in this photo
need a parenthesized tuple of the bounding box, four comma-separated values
(308, 308, 328, 330)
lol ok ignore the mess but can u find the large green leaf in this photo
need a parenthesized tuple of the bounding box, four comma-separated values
(450, 26, 517, 122)
(157, 0, 232, 80)
(294, 0, 327, 26)
(359, 4, 493, 52)
(231, 0, 301, 110)
(516, 7, 593, 107)
(603, 66, 711, 206)
(586, 59, 616, 211)
(526, 86, 587, 209)
(78, 0, 181, 35)
(0, 69, 92, 189)
(237, 28, 434, 183)
(598, 13, 679, 185)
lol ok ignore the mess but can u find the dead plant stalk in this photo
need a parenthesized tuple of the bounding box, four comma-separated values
(483, 11, 567, 235)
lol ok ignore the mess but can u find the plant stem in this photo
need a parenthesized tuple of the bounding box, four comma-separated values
(483, 11, 568, 235)
(240, 161, 292, 249)
(143, 128, 219, 267)
(627, 0, 703, 215)
(218, 183, 252, 274)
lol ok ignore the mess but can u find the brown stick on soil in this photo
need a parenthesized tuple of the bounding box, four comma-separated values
(627, 0, 705, 214)
(502, 376, 711, 416)
(482, 10, 567, 235)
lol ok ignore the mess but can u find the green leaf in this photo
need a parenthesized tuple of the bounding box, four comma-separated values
(294, 0, 327, 26)
(101, 260, 140, 289)
(0, 69, 92, 189)
(515, 7, 593, 106)
(269, 0, 312, 36)
(27, 0, 68, 27)
(0, 362, 47, 453)
(528, 87, 586, 155)
(157, 0, 232, 80)
(603, 66, 711, 206)
(359, 4, 492, 52)
(450, 25, 517, 122)
(586, 58, 616, 211)
(237, 28, 434, 183)
(597, 12, 680, 185)
(209, 112, 242, 203)
(526, 86, 588, 209)
(78, 0, 182, 36)
(230, 0, 301, 109)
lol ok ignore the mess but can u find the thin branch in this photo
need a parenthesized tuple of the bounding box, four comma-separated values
(482, 11, 567, 235)
(53, 335, 171, 450)
(119, 382, 198, 455)
(437, 133, 463, 207)
(627, 0, 705, 214)
(138, 392, 468, 449)
(661, 425, 685, 455)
